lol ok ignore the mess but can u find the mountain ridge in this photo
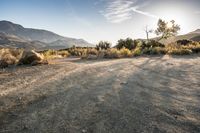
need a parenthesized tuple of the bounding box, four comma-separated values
(0, 20, 93, 50)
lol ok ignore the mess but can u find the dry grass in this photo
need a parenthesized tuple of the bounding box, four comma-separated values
(166, 42, 200, 55)
(0, 48, 23, 66)
(43, 50, 70, 59)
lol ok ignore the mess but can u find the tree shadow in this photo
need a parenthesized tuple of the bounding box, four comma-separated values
(0, 56, 200, 133)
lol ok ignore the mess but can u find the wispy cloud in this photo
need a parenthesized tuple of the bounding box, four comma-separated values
(100, 0, 158, 23)
(132, 7, 158, 19)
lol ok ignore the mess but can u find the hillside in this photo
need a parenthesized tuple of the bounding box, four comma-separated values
(0, 21, 93, 50)
(160, 29, 200, 44)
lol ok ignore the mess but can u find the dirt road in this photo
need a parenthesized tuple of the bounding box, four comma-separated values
(0, 56, 200, 133)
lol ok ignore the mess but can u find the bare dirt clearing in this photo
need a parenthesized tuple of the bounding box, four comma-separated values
(0, 56, 200, 133)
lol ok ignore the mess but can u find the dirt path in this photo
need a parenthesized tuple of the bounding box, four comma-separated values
(0, 56, 200, 133)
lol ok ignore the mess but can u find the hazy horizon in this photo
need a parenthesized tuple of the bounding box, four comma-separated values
(1, 0, 200, 44)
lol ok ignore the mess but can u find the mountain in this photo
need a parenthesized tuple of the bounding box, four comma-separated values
(160, 29, 200, 44)
(0, 20, 93, 50)
(0, 32, 49, 50)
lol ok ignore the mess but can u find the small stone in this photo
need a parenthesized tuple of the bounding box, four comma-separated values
(82, 129, 87, 133)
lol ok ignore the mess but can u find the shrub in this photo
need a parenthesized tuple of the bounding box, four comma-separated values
(149, 47, 167, 55)
(105, 48, 121, 58)
(177, 39, 192, 46)
(182, 42, 200, 53)
(57, 50, 70, 57)
(96, 41, 111, 50)
(0, 48, 23, 65)
(119, 47, 132, 57)
(132, 47, 142, 56)
(134, 39, 145, 48)
(142, 40, 165, 49)
(44, 49, 56, 56)
(68, 47, 87, 56)
(116, 38, 136, 50)
(43, 49, 70, 59)
(168, 49, 192, 55)
(190, 45, 200, 53)
(87, 48, 98, 55)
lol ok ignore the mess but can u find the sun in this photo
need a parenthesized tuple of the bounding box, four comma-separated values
(157, 8, 189, 33)
(167, 21, 173, 28)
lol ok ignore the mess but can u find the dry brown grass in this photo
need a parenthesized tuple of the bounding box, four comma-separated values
(0, 48, 23, 66)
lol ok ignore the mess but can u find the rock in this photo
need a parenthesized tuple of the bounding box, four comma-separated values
(18, 50, 47, 65)
(31, 59, 48, 66)
(0, 60, 8, 68)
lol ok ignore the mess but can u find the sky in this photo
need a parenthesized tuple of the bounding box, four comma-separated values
(0, 0, 200, 44)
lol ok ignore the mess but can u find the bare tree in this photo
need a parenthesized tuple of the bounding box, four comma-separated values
(144, 26, 153, 42)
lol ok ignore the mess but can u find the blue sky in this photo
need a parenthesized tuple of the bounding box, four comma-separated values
(0, 0, 200, 44)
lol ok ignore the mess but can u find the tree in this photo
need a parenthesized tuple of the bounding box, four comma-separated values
(155, 19, 180, 41)
(96, 41, 111, 50)
(144, 26, 153, 42)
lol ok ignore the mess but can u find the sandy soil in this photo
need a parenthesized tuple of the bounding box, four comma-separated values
(0, 55, 200, 133)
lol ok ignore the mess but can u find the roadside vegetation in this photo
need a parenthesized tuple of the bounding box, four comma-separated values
(1, 19, 200, 68)
(58, 39, 200, 59)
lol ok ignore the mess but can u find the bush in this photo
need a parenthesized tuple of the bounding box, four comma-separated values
(43, 49, 70, 59)
(0, 48, 23, 66)
(96, 41, 111, 50)
(43, 49, 56, 57)
(57, 50, 70, 57)
(168, 49, 192, 55)
(145, 47, 167, 55)
(119, 47, 132, 57)
(87, 48, 98, 55)
(134, 39, 145, 48)
(116, 38, 136, 50)
(177, 39, 192, 46)
(105, 48, 121, 58)
(68, 47, 87, 57)
(182, 42, 200, 53)
(190, 45, 200, 53)
(132, 47, 142, 56)
(142, 40, 165, 49)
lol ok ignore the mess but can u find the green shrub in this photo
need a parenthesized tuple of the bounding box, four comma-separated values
(116, 38, 136, 50)
(96, 41, 111, 50)
(68, 47, 87, 56)
(133, 47, 142, 56)
(134, 39, 145, 48)
(142, 40, 165, 49)
(176, 39, 192, 46)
